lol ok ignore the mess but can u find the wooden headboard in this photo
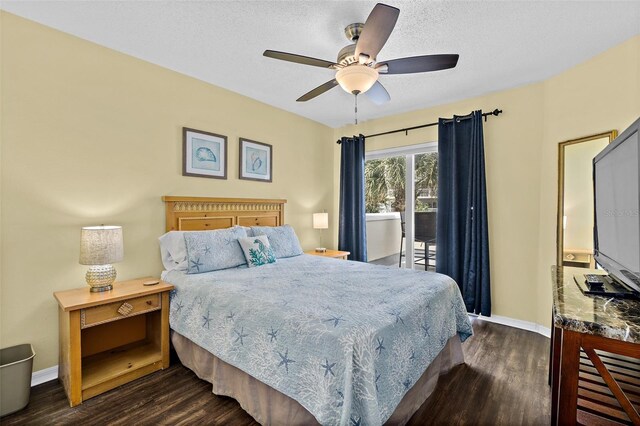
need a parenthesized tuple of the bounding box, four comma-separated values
(162, 196, 286, 232)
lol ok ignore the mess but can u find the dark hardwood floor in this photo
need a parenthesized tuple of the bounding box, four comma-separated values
(2, 319, 550, 425)
(409, 319, 551, 426)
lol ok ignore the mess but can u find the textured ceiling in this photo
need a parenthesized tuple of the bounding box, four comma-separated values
(2, 1, 639, 128)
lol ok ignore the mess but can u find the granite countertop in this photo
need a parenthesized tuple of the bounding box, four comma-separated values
(552, 266, 640, 343)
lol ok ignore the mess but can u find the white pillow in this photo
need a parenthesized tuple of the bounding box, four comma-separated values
(158, 231, 189, 271)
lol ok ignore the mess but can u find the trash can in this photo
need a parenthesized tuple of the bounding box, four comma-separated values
(0, 344, 35, 417)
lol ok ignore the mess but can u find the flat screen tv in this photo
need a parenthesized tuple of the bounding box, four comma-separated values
(593, 116, 640, 294)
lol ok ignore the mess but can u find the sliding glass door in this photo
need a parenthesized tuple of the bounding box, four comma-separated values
(365, 143, 438, 269)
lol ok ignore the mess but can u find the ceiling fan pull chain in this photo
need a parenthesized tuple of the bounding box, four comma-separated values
(355, 93, 358, 125)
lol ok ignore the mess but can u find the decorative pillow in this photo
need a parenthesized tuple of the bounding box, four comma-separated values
(238, 235, 276, 267)
(184, 226, 247, 274)
(250, 225, 303, 259)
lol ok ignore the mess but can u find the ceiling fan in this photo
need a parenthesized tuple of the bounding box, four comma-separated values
(263, 3, 459, 105)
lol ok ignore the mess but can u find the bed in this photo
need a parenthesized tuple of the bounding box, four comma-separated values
(160, 196, 473, 426)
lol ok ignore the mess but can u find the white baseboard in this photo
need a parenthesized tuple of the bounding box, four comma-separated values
(470, 313, 551, 338)
(31, 365, 58, 387)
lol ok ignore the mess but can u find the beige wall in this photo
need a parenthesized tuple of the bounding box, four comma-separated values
(334, 35, 640, 328)
(0, 13, 334, 370)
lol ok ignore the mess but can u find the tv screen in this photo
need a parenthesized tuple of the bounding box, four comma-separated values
(593, 117, 640, 294)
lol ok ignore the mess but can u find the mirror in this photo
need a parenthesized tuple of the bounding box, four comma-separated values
(557, 130, 618, 268)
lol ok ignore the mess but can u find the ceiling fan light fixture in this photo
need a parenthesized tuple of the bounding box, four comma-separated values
(335, 65, 379, 95)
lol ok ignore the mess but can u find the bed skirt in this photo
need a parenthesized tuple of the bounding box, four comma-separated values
(171, 331, 464, 425)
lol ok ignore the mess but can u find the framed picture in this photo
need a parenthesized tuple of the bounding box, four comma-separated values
(182, 127, 227, 179)
(239, 138, 272, 182)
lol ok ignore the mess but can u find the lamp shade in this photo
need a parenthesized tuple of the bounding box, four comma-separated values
(335, 65, 378, 94)
(79, 226, 124, 265)
(313, 213, 329, 230)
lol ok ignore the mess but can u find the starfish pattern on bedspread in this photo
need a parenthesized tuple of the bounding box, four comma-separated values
(267, 327, 279, 342)
(388, 309, 405, 325)
(167, 254, 473, 425)
(277, 348, 295, 373)
(234, 327, 248, 345)
(421, 322, 431, 338)
(324, 315, 345, 327)
(321, 359, 336, 377)
(190, 258, 203, 272)
(202, 311, 212, 329)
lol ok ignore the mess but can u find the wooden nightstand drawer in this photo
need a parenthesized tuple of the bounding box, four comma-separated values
(81, 294, 160, 329)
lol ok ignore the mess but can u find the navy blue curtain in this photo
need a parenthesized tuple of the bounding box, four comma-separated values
(436, 111, 491, 315)
(338, 134, 367, 262)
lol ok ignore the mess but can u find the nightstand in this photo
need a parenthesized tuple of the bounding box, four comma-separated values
(53, 277, 174, 407)
(305, 249, 351, 260)
(562, 248, 594, 268)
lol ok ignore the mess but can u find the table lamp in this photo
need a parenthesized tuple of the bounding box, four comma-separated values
(313, 212, 328, 253)
(79, 225, 124, 292)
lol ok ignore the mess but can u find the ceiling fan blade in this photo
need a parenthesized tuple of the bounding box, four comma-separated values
(378, 54, 459, 74)
(263, 50, 336, 69)
(365, 81, 390, 105)
(296, 79, 339, 102)
(355, 3, 400, 60)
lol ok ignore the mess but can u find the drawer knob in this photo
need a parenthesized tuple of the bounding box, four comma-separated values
(146, 300, 152, 306)
(117, 302, 134, 316)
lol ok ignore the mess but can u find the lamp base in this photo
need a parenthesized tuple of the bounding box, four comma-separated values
(86, 264, 116, 292)
(315, 247, 327, 253)
(89, 284, 113, 293)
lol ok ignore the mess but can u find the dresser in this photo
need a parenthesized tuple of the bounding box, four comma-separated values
(550, 266, 640, 425)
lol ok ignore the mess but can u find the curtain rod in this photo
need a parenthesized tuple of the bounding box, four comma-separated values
(336, 108, 503, 143)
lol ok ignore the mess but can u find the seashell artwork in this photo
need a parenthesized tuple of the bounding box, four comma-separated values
(239, 138, 272, 182)
(183, 128, 227, 179)
(250, 152, 262, 171)
(245, 147, 267, 175)
(195, 147, 217, 162)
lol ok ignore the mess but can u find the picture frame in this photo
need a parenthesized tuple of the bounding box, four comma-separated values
(239, 138, 272, 182)
(182, 127, 228, 179)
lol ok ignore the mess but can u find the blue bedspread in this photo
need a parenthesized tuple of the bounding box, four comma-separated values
(164, 255, 473, 425)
